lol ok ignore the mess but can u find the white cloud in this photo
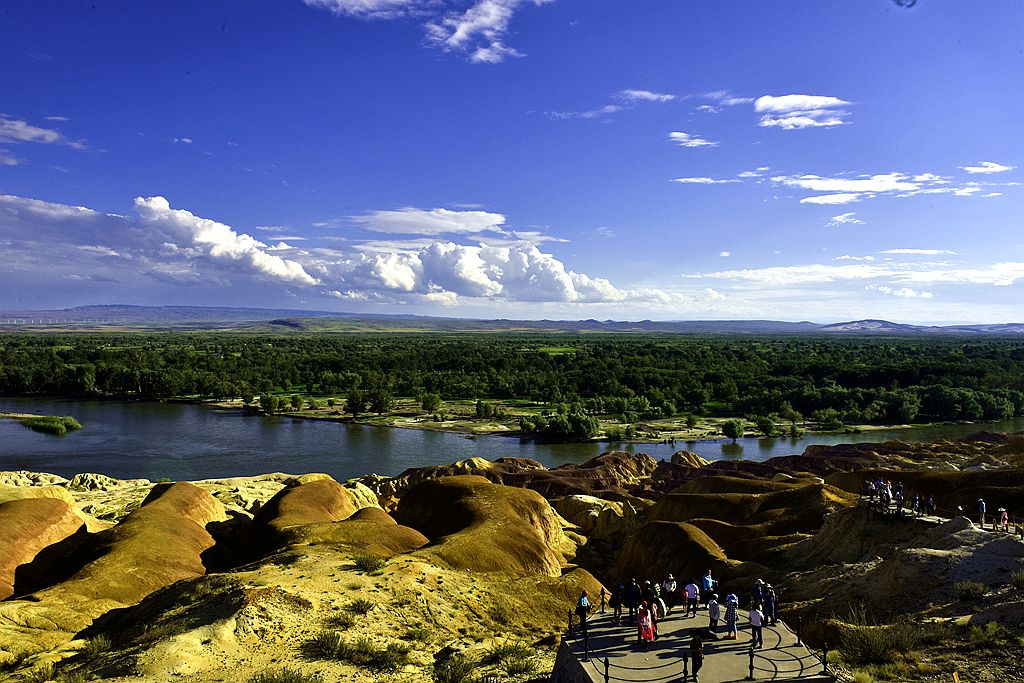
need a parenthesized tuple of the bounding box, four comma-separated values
(0, 149, 17, 166)
(302, 0, 428, 18)
(548, 104, 624, 120)
(983, 192, 1002, 198)
(868, 285, 933, 299)
(827, 212, 864, 227)
(835, 255, 875, 261)
(672, 177, 739, 185)
(351, 207, 507, 235)
(880, 248, 957, 255)
(425, 0, 551, 63)
(719, 251, 731, 257)
(172, 137, 193, 144)
(45, 115, 71, 122)
(703, 91, 754, 106)
(961, 161, 1015, 174)
(617, 89, 675, 103)
(800, 193, 862, 205)
(0, 115, 84, 149)
(594, 226, 615, 238)
(754, 94, 852, 129)
(668, 131, 718, 148)
(776, 172, 916, 194)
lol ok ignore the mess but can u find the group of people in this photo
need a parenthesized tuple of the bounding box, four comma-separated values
(865, 478, 936, 518)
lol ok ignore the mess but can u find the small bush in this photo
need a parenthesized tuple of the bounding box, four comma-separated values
(954, 580, 986, 602)
(487, 598, 514, 625)
(323, 612, 356, 630)
(432, 653, 477, 683)
(302, 631, 345, 659)
(352, 555, 386, 573)
(1010, 569, 1024, 591)
(346, 597, 375, 615)
(81, 633, 111, 658)
(403, 626, 432, 642)
(485, 642, 538, 677)
(56, 672, 88, 683)
(498, 652, 538, 677)
(23, 663, 55, 683)
(849, 672, 874, 683)
(249, 668, 324, 683)
(970, 621, 1007, 647)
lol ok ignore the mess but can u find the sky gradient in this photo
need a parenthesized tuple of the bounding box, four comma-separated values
(1, 0, 1021, 323)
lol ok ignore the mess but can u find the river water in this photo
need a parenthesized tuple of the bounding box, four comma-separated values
(1, 398, 1022, 482)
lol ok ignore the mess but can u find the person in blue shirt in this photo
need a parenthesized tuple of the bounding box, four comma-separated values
(701, 570, 716, 606)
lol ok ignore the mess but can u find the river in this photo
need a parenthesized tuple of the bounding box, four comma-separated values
(1, 398, 1022, 482)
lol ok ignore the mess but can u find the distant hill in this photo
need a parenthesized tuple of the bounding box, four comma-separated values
(0, 305, 1021, 335)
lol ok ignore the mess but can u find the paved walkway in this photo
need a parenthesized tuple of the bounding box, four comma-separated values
(566, 608, 832, 682)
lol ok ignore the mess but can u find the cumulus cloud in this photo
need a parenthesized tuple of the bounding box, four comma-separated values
(618, 89, 675, 103)
(305, 0, 550, 62)
(672, 177, 739, 184)
(754, 94, 852, 129)
(351, 206, 507, 235)
(868, 285, 933, 299)
(0, 114, 84, 149)
(668, 131, 717, 148)
(827, 212, 864, 227)
(961, 161, 1015, 174)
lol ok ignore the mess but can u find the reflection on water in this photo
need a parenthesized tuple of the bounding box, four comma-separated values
(1, 397, 1022, 483)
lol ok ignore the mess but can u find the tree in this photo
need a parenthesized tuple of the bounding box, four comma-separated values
(685, 413, 698, 429)
(290, 394, 303, 410)
(421, 393, 442, 413)
(721, 419, 744, 441)
(752, 415, 776, 437)
(307, 398, 319, 410)
(345, 389, 367, 417)
(241, 391, 255, 405)
(368, 386, 394, 415)
(259, 394, 276, 415)
(813, 408, 844, 431)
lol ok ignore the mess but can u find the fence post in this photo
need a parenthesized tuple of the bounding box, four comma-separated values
(603, 657, 610, 683)
(796, 615, 802, 646)
(822, 642, 829, 674)
(567, 609, 573, 636)
(600, 587, 606, 613)
(682, 651, 689, 679)
(747, 645, 755, 680)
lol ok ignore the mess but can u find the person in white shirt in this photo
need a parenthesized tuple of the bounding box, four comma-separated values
(661, 574, 677, 612)
(748, 602, 764, 648)
(707, 593, 720, 638)
(684, 581, 700, 616)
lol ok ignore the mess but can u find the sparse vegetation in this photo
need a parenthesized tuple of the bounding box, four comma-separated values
(351, 554, 386, 573)
(323, 612, 356, 629)
(345, 597, 375, 615)
(81, 633, 111, 659)
(840, 622, 933, 665)
(19, 415, 82, 435)
(22, 662, 55, 683)
(1010, 569, 1024, 591)
(403, 625, 432, 642)
(432, 652, 477, 683)
(485, 641, 538, 677)
(249, 668, 325, 683)
(970, 621, 1008, 647)
(954, 580, 987, 602)
(304, 633, 412, 672)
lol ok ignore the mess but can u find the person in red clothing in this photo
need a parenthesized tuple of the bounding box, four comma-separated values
(637, 600, 656, 647)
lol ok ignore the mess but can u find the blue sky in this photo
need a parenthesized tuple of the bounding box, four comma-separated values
(1, 0, 1021, 323)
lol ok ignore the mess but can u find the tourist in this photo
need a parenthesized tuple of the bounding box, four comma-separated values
(701, 569, 716, 606)
(684, 580, 700, 616)
(749, 601, 764, 648)
(689, 630, 704, 682)
(707, 593, 720, 637)
(926, 494, 936, 516)
(912, 493, 922, 517)
(626, 579, 642, 620)
(764, 584, 778, 626)
(751, 578, 766, 606)
(575, 590, 591, 629)
(978, 498, 987, 528)
(724, 594, 739, 639)
(999, 507, 1009, 532)
(662, 573, 677, 611)
(637, 600, 656, 647)
(611, 582, 624, 625)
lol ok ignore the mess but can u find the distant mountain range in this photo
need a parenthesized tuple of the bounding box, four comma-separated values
(1, 305, 1022, 335)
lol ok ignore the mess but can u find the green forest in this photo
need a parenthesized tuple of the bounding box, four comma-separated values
(2, 334, 1023, 432)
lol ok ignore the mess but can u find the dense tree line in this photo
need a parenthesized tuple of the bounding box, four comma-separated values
(1, 334, 1023, 425)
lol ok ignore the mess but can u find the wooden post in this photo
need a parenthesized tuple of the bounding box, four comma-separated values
(604, 657, 610, 683)
(747, 645, 755, 680)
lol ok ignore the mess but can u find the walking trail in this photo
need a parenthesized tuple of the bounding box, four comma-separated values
(565, 607, 833, 682)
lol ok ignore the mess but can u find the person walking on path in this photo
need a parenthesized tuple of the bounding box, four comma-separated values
(575, 590, 591, 630)
(978, 498, 987, 528)
(637, 600, 656, 647)
(611, 582, 623, 625)
(764, 584, 778, 626)
(626, 579, 642, 621)
(707, 593, 720, 637)
(749, 602, 765, 648)
(724, 594, 739, 639)
(999, 508, 1009, 532)
(689, 630, 705, 682)
(926, 494, 935, 516)
(662, 574, 677, 611)
(701, 569, 716, 606)
(685, 580, 700, 616)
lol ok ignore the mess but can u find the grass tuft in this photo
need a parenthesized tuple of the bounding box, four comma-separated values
(954, 580, 986, 602)
(303, 633, 413, 672)
(345, 597, 375, 615)
(248, 668, 324, 683)
(323, 612, 356, 630)
(969, 621, 1007, 647)
(81, 633, 112, 659)
(432, 652, 477, 683)
(485, 641, 538, 677)
(1010, 569, 1024, 591)
(351, 554, 386, 573)
(22, 663, 55, 683)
